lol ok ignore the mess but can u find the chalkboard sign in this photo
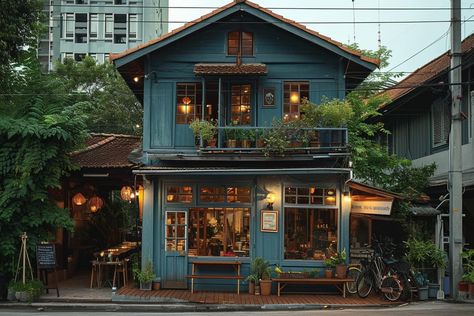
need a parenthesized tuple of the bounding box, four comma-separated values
(36, 244, 56, 269)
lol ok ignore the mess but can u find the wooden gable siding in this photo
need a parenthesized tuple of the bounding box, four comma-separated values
(144, 13, 343, 151)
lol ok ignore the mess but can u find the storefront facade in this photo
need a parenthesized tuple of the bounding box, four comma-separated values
(111, 0, 378, 292)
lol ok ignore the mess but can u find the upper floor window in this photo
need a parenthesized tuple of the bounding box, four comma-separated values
(283, 81, 309, 122)
(227, 31, 253, 56)
(74, 13, 88, 43)
(89, 14, 98, 38)
(115, 0, 127, 4)
(62, 13, 74, 38)
(431, 98, 450, 147)
(231, 84, 252, 125)
(105, 14, 113, 39)
(176, 83, 202, 124)
(114, 14, 127, 44)
(128, 14, 138, 39)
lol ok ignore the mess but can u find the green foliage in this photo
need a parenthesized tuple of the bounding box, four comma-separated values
(300, 98, 354, 127)
(134, 261, 155, 283)
(0, 61, 87, 275)
(262, 119, 290, 157)
(250, 257, 272, 283)
(461, 249, 474, 282)
(404, 238, 446, 269)
(325, 249, 347, 267)
(53, 57, 142, 135)
(189, 119, 217, 143)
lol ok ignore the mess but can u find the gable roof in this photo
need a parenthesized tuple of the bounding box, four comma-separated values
(70, 133, 141, 169)
(110, 0, 378, 69)
(380, 33, 474, 109)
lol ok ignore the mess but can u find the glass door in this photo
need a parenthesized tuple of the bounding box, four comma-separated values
(163, 210, 188, 288)
(229, 84, 252, 125)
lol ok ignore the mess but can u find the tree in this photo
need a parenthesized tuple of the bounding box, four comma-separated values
(0, 60, 89, 275)
(54, 57, 143, 135)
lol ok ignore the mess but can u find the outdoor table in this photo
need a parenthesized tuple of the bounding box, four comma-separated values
(186, 261, 243, 294)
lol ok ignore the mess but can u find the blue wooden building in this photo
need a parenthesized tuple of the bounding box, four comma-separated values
(112, 0, 378, 291)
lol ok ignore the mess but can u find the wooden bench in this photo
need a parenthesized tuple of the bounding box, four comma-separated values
(273, 278, 354, 297)
(186, 261, 242, 294)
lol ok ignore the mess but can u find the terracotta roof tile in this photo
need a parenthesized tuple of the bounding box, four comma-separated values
(110, 0, 379, 67)
(194, 63, 267, 75)
(381, 33, 474, 107)
(70, 133, 141, 168)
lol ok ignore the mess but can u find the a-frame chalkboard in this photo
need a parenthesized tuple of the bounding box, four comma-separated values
(36, 243, 59, 297)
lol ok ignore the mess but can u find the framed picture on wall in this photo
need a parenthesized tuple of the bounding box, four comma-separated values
(263, 88, 276, 107)
(261, 210, 278, 232)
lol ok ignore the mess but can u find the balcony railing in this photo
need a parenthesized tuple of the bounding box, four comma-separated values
(198, 126, 348, 155)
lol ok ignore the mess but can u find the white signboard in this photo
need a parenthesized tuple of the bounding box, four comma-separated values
(351, 200, 393, 216)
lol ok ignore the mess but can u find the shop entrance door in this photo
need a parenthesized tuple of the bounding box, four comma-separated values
(163, 209, 188, 288)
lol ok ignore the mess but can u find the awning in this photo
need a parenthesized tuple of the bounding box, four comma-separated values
(409, 206, 441, 217)
(133, 167, 351, 176)
(348, 180, 402, 216)
(194, 63, 267, 75)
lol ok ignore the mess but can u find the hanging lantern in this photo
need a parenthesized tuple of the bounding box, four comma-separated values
(88, 196, 104, 213)
(120, 186, 133, 201)
(72, 193, 87, 206)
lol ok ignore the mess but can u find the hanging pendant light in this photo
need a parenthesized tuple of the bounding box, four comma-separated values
(72, 193, 87, 206)
(120, 186, 133, 201)
(88, 196, 104, 213)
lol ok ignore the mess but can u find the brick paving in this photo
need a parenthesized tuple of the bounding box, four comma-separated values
(116, 286, 396, 305)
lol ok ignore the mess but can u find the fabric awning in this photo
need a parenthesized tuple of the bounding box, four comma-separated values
(194, 63, 267, 75)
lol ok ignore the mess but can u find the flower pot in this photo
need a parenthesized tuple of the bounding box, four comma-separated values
(152, 281, 161, 291)
(256, 139, 265, 148)
(241, 139, 252, 148)
(260, 279, 272, 296)
(254, 284, 260, 295)
(469, 283, 474, 299)
(428, 283, 439, 298)
(325, 269, 333, 278)
(335, 264, 347, 279)
(226, 139, 237, 148)
(418, 287, 429, 301)
(248, 281, 255, 295)
(140, 281, 152, 291)
(206, 138, 217, 148)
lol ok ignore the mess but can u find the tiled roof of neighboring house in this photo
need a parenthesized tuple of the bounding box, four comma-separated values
(194, 63, 267, 75)
(70, 133, 141, 168)
(381, 33, 474, 107)
(109, 0, 379, 67)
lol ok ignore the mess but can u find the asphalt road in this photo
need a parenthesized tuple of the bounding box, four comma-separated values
(0, 301, 473, 315)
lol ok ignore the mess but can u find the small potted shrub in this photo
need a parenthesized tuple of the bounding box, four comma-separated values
(249, 257, 272, 295)
(259, 266, 273, 296)
(135, 261, 155, 291)
(224, 122, 240, 148)
(324, 258, 335, 278)
(246, 274, 258, 295)
(308, 268, 321, 279)
(330, 249, 347, 279)
(240, 129, 255, 148)
(189, 119, 217, 148)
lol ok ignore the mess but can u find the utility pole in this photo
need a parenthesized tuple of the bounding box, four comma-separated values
(449, 0, 463, 299)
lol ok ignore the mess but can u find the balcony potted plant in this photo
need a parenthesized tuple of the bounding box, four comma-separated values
(240, 129, 256, 149)
(224, 121, 241, 148)
(189, 119, 217, 148)
(134, 261, 156, 291)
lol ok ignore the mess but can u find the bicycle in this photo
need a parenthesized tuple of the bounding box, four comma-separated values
(356, 244, 403, 301)
(345, 264, 362, 294)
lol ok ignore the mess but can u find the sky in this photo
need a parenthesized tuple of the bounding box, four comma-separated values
(168, 0, 474, 76)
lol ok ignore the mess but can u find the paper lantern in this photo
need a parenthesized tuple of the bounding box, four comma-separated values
(120, 186, 133, 201)
(290, 91, 299, 104)
(72, 193, 87, 206)
(88, 196, 104, 213)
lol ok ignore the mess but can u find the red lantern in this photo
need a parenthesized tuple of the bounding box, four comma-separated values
(72, 193, 87, 206)
(120, 186, 133, 201)
(88, 196, 104, 213)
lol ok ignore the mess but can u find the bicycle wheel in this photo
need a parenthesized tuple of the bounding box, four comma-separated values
(357, 270, 373, 298)
(381, 275, 402, 301)
(346, 266, 362, 294)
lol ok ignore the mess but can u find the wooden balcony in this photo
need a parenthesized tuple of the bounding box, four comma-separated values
(198, 126, 348, 156)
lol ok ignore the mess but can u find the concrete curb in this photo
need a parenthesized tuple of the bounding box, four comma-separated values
(0, 301, 402, 312)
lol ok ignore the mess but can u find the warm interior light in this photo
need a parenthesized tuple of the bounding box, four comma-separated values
(326, 196, 336, 202)
(120, 186, 133, 201)
(88, 196, 104, 213)
(327, 190, 335, 196)
(133, 76, 140, 83)
(290, 91, 299, 104)
(167, 194, 175, 202)
(266, 192, 275, 209)
(343, 191, 352, 202)
(182, 96, 191, 105)
(72, 193, 87, 206)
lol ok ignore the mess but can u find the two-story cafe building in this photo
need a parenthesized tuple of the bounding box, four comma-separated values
(111, 0, 380, 291)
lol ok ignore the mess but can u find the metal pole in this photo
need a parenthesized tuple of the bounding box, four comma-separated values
(449, 0, 463, 299)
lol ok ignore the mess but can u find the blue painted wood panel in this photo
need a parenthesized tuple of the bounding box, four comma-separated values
(150, 82, 174, 148)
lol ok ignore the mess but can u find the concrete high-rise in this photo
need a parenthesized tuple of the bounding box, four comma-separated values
(39, 0, 168, 72)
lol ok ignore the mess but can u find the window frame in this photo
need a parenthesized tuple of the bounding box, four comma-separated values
(175, 82, 203, 125)
(227, 31, 254, 57)
(283, 81, 310, 122)
(431, 98, 450, 148)
(89, 13, 98, 39)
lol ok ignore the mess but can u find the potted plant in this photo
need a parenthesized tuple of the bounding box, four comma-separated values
(259, 266, 272, 296)
(134, 261, 155, 291)
(189, 119, 217, 148)
(224, 121, 240, 148)
(240, 129, 255, 148)
(246, 274, 258, 295)
(262, 119, 289, 157)
(330, 249, 347, 279)
(324, 258, 335, 278)
(249, 257, 272, 295)
(461, 249, 474, 298)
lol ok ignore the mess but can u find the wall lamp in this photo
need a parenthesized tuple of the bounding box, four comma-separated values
(144, 71, 158, 83)
(343, 190, 352, 202)
(266, 192, 275, 210)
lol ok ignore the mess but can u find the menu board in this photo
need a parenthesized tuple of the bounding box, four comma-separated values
(36, 244, 56, 269)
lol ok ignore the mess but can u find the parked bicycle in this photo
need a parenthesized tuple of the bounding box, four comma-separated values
(356, 242, 403, 301)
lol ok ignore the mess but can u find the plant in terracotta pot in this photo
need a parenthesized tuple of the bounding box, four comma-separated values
(324, 258, 335, 278)
(330, 249, 347, 279)
(250, 257, 272, 295)
(461, 249, 474, 298)
(189, 119, 217, 148)
(246, 274, 258, 295)
(134, 261, 155, 291)
(259, 266, 273, 296)
(240, 128, 255, 148)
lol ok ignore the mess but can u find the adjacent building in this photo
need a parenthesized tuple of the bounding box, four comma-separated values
(112, 0, 379, 291)
(378, 33, 474, 249)
(39, 0, 169, 72)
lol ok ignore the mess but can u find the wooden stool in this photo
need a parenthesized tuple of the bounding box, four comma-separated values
(90, 260, 100, 288)
(113, 260, 127, 288)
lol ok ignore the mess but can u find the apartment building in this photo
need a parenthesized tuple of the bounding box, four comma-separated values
(39, 0, 168, 72)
